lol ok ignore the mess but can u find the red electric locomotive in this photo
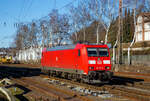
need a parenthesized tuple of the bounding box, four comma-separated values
(41, 43, 113, 83)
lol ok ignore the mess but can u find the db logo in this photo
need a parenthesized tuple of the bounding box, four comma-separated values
(97, 60, 102, 64)
(56, 57, 58, 61)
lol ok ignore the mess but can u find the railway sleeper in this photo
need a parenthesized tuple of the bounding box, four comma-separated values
(111, 89, 150, 101)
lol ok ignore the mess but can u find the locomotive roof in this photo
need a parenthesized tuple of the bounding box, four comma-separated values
(46, 45, 76, 51)
(46, 44, 109, 51)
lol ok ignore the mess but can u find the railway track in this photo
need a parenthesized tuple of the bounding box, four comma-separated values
(13, 77, 93, 101)
(133, 82, 150, 90)
(0, 64, 150, 101)
(105, 85, 150, 101)
(114, 72, 150, 81)
(0, 67, 93, 101)
(41, 74, 150, 101)
(111, 76, 150, 93)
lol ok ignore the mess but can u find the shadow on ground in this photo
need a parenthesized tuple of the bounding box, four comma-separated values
(91, 76, 144, 87)
(0, 65, 41, 101)
(6, 84, 31, 101)
(0, 65, 41, 79)
(106, 76, 144, 86)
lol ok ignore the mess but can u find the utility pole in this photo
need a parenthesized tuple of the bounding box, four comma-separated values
(117, 0, 123, 64)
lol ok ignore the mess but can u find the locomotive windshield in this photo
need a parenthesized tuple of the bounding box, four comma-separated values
(87, 48, 109, 57)
(87, 48, 97, 57)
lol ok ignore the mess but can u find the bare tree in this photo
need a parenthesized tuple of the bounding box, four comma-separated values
(40, 20, 48, 47)
(88, 0, 116, 44)
(14, 31, 24, 50)
(69, 5, 81, 43)
(147, 0, 150, 11)
(57, 14, 70, 45)
(88, 0, 103, 44)
(28, 22, 38, 47)
(20, 24, 29, 48)
(49, 9, 70, 46)
(101, 0, 116, 44)
(80, 0, 91, 41)
(49, 9, 59, 46)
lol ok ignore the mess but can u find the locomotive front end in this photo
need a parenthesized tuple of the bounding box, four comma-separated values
(86, 45, 113, 82)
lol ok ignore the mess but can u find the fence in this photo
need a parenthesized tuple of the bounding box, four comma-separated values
(123, 54, 150, 66)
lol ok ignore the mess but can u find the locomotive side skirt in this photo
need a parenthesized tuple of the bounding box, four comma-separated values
(42, 66, 84, 74)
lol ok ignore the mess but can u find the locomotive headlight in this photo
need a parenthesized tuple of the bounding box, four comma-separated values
(88, 60, 96, 64)
(103, 60, 110, 64)
(105, 66, 110, 69)
(89, 67, 94, 70)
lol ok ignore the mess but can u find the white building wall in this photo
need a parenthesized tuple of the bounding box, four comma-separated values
(145, 31, 150, 41)
(137, 16, 143, 23)
(16, 47, 43, 63)
(136, 16, 143, 42)
(144, 22, 150, 41)
(136, 15, 150, 42)
(137, 32, 142, 41)
(137, 24, 142, 32)
(144, 22, 150, 30)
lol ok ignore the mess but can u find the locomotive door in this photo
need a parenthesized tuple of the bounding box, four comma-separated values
(74, 49, 80, 73)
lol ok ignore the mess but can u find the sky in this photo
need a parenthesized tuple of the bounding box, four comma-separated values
(0, 0, 76, 48)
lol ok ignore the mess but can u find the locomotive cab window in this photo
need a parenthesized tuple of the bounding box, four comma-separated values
(98, 48, 109, 57)
(87, 48, 109, 57)
(87, 48, 97, 57)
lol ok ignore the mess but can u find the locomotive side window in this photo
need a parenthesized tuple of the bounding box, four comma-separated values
(87, 48, 97, 57)
(98, 48, 109, 57)
(78, 49, 80, 56)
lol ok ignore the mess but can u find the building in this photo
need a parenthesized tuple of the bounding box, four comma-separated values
(136, 13, 150, 42)
(16, 47, 42, 63)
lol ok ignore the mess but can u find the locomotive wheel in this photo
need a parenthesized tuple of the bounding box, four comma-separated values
(71, 75, 77, 82)
(79, 79, 84, 83)
(57, 72, 62, 77)
(41, 67, 48, 74)
(63, 72, 69, 79)
(79, 75, 85, 83)
(48, 70, 52, 77)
